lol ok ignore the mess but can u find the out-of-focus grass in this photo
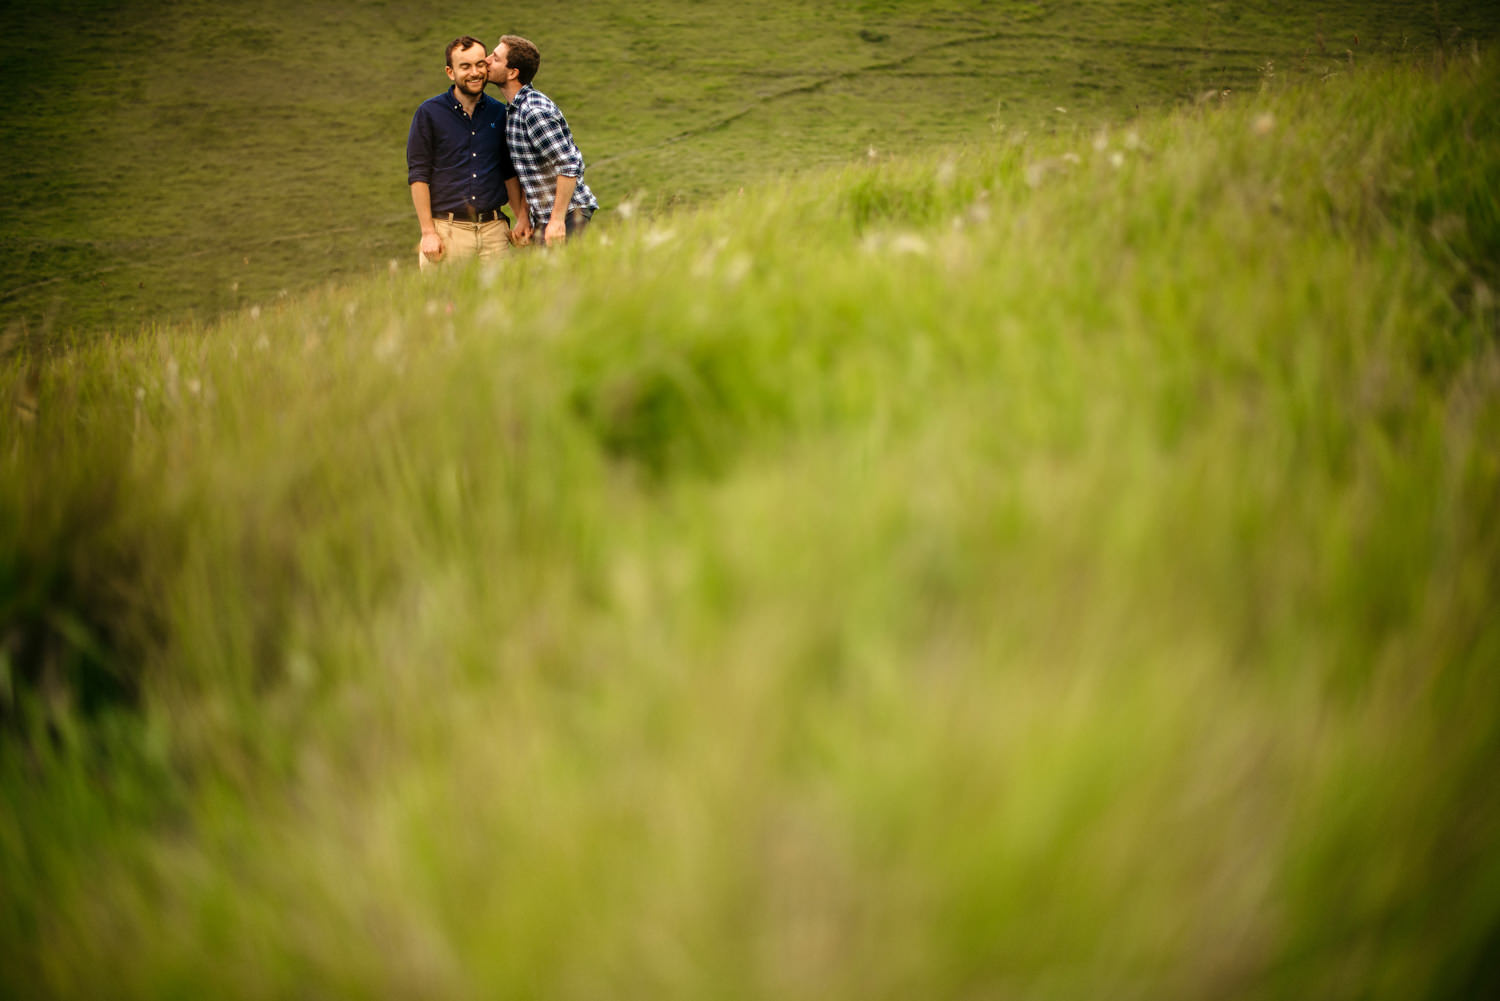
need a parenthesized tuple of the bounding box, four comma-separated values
(3, 53, 1499, 999)
(2, 0, 1496, 334)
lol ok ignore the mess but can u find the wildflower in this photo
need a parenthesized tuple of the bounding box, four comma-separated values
(388, 259, 400, 274)
(889, 233, 930, 256)
(1092, 130, 1109, 152)
(1252, 113, 1275, 136)
(374, 326, 402, 361)
(250, 305, 262, 320)
(615, 199, 636, 220)
(643, 228, 676, 249)
(724, 254, 750, 285)
(691, 247, 717, 280)
(935, 158, 957, 187)
(1110, 151, 1125, 169)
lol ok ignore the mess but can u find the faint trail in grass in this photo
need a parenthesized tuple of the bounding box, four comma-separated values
(594, 29, 1295, 166)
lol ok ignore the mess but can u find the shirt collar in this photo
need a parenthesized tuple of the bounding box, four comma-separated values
(448, 88, 498, 116)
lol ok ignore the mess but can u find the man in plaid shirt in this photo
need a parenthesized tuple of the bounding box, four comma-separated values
(487, 35, 599, 247)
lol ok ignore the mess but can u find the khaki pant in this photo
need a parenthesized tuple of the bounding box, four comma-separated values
(418, 215, 510, 271)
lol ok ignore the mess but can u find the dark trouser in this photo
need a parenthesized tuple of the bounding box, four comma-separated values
(564, 206, 594, 236)
(539, 206, 593, 244)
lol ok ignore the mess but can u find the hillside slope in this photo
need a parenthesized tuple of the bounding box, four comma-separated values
(1, 0, 1496, 333)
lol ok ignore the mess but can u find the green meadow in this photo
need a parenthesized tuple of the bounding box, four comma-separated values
(1, 0, 1495, 332)
(4, 2, 1500, 998)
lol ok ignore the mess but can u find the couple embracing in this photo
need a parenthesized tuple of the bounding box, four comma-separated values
(406, 34, 599, 270)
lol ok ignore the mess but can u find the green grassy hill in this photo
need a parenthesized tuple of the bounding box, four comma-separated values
(4, 41, 1499, 998)
(1, 0, 1496, 334)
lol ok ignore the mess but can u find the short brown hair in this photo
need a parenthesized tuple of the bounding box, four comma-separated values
(499, 35, 541, 86)
(445, 35, 486, 68)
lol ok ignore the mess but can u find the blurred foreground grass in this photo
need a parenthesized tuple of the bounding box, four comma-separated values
(3, 54, 1500, 999)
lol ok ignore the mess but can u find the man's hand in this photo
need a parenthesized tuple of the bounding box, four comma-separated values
(510, 218, 534, 246)
(420, 231, 445, 262)
(544, 216, 567, 247)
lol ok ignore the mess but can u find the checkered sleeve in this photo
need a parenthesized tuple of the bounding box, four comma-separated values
(522, 101, 585, 178)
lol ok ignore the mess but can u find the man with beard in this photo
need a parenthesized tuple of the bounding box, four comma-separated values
(486, 35, 599, 247)
(406, 36, 529, 269)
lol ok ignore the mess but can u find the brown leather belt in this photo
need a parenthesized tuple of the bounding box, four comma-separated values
(441, 209, 504, 224)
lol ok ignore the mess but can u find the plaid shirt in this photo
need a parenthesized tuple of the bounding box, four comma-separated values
(506, 85, 599, 227)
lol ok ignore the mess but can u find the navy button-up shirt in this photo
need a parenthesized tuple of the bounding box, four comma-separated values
(406, 89, 517, 215)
